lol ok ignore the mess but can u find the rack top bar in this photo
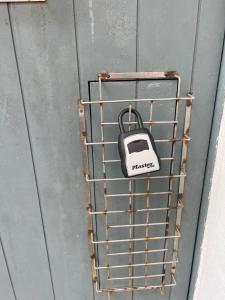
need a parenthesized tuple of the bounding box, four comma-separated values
(97, 71, 179, 80)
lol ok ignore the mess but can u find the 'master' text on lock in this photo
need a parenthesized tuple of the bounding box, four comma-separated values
(132, 162, 155, 170)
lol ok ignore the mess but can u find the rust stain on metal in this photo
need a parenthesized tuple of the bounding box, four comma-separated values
(176, 225, 181, 232)
(178, 193, 183, 200)
(97, 72, 110, 79)
(90, 253, 95, 259)
(183, 134, 190, 143)
(86, 203, 92, 211)
(178, 199, 184, 208)
(164, 71, 178, 78)
(81, 131, 87, 138)
(126, 208, 135, 213)
(186, 92, 193, 106)
(88, 229, 93, 235)
(181, 164, 186, 173)
(185, 128, 190, 136)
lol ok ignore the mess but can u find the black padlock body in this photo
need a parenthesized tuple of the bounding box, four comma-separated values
(118, 127, 161, 177)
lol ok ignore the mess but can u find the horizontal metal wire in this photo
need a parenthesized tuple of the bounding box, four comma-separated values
(89, 207, 175, 215)
(103, 157, 174, 163)
(101, 120, 178, 125)
(86, 172, 186, 182)
(108, 273, 165, 281)
(105, 191, 172, 198)
(98, 71, 178, 80)
(92, 234, 180, 245)
(95, 260, 178, 270)
(85, 137, 190, 145)
(96, 274, 176, 292)
(107, 248, 168, 256)
(108, 222, 168, 228)
(81, 95, 194, 105)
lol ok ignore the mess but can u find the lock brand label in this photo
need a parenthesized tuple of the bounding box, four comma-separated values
(132, 162, 155, 170)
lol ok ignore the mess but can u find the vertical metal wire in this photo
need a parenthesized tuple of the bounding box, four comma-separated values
(162, 76, 181, 285)
(144, 100, 153, 286)
(78, 100, 97, 283)
(171, 96, 192, 274)
(98, 77, 110, 279)
(128, 104, 134, 287)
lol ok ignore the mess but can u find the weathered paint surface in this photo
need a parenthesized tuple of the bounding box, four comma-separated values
(0, 0, 224, 299)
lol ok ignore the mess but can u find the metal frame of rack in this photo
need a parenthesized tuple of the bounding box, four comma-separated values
(78, 71, 193, 294)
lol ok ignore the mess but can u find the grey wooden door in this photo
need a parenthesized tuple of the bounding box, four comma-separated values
(0, 1, 224, 300)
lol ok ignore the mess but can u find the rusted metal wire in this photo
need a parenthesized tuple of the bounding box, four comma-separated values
(171, 94, 193, 274)
(85, 137, 191, 145)
(108, 222, 168, 228)
(161, 73, 181, 285)
(86, 173, 186, 182)
(107, 248, 168, 256)
(89, 207, 175, 216)
(81, 96, 194, 105)
(91, 234, 181, 245)
(78, 71, 193, 293)
(78, 99, 97, 283)
(108, 273, 165, 281)
(95, 260, 178, 270)
(95, 274, 176, 293)
(101, 120, 178, 125)
(127, 103, 134, 287)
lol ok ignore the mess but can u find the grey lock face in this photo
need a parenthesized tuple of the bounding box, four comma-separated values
(118, 108, 161, 177)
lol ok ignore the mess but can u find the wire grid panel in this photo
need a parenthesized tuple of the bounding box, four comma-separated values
(78, 71, 193, 294)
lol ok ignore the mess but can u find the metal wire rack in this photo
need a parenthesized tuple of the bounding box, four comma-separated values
(78, 71, 193, 294)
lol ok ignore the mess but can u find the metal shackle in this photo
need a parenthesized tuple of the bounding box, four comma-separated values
(118, 108, 144, 133)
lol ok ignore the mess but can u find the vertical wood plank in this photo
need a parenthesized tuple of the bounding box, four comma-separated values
(8, 0, 94, 299)
(134, 1, 198, 299)
(75, 0, 137, 98)
(75, 1, 137, 299)
(171, 1, 225, 299)
(0, 4, 55, 300)
(137, 0, 199, 94)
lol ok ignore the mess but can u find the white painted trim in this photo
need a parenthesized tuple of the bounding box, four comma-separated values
(193, 101, 225, 300)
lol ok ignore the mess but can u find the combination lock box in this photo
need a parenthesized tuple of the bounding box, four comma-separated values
(118, 108, 161, 177)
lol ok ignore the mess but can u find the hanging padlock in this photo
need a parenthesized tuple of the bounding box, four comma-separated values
(118, 108, 161, 177)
